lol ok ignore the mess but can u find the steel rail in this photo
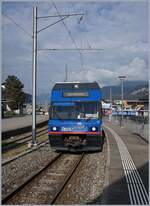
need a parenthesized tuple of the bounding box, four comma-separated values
(2, 127, 48, 152)
(50, 153, 84, 204)
(2, 129, 47, 152)
(2, 153, 62, 204)
(2, 140, 49, 166)
(2, 153, 84, 205)
(3, 127, 47, 146)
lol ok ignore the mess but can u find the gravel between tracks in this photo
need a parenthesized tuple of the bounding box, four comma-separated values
(2, 144, 58, 200)
(55, 141, 107, 204)
(2, 142, 107, 204)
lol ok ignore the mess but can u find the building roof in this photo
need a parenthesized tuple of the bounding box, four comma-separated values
(126, 100, 148, 103)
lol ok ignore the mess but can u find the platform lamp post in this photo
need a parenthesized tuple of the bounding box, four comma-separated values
(31, 6, 84, 146)
(118, 75, 126, 127)
(109, 87, 112, 122)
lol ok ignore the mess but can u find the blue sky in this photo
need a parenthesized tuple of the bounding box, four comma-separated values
(2, 1, 148, 96)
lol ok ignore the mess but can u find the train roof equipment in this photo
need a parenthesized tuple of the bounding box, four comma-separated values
(51, 82, 101, 102)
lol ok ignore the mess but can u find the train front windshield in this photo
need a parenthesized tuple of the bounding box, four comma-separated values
(51, 102, 101, 120)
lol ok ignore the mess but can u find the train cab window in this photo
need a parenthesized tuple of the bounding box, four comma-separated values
(52, 106, 76, 120)
(51, 102, 100, 120)
(76, 102, 99, 119)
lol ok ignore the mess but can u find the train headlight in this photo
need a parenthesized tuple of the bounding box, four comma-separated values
(52, 126, 57, 131)
(91, 127, 96, 131)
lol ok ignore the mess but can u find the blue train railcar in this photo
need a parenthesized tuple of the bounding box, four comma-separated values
(48, 82, 104, 152)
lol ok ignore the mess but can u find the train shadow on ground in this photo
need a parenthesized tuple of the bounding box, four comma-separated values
(86, 162, 149, 205)
(55, 150, 102, 155)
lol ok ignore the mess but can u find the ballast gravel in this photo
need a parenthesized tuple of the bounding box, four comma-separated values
(55, 141, 107, 204)
(2, 142, 107, 204)
(2, 144, 58, 200)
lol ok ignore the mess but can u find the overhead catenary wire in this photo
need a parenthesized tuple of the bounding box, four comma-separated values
(70, 3, 94, 63)
(70, 3, 91, 49)
(37, 15, 70, 33)
(86, 37, 92, 49)
(37, 48, 104, 51)
(37, 13, 84, 19)
(51, 1, 84, 69)
(71, 3, 105, 65)
(3, 13, 32, 38)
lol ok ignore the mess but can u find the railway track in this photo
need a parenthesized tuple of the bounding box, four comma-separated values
(2, 126, 48, 152)
(2, 153, 84, 205)
(2, 140, 49, 166)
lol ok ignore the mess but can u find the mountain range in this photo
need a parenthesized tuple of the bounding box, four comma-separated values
(35, 80, 148, 104)
(101, 80, 148, 100)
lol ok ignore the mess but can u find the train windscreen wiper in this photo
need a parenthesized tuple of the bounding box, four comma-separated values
(53, 110, 64, 121)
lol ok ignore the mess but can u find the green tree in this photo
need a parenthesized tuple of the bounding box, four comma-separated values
(4, 75, 26, 111)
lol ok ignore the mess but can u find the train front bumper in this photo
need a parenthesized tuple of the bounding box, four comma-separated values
(48, 132, 103, 152)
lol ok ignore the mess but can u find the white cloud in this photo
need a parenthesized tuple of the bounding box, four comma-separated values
(70, 57, 148, 86)
(122, 42, 148, 53)
(119, 57, 147, 80)
(2, 1, 148, 94)
(70, 67, 117, 86)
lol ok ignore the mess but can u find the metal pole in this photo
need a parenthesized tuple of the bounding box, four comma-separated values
(118, 75, 126, 127)
(65, 64, 68, 82)
(121, 79, 124, 122)
(109, 88, 112, 122)
(32, 6, 37, 146)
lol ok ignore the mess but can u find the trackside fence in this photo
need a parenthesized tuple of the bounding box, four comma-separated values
(111, 110, 149, 142)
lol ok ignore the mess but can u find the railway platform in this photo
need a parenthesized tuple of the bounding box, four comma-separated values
(102, 120, 149, 205)
(2, 115, 48, 133)
(2, 117, 149, 204)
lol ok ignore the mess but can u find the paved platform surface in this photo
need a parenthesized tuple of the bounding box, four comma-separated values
(102, 120, 149, 205)
(2, 115, 49, 132)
